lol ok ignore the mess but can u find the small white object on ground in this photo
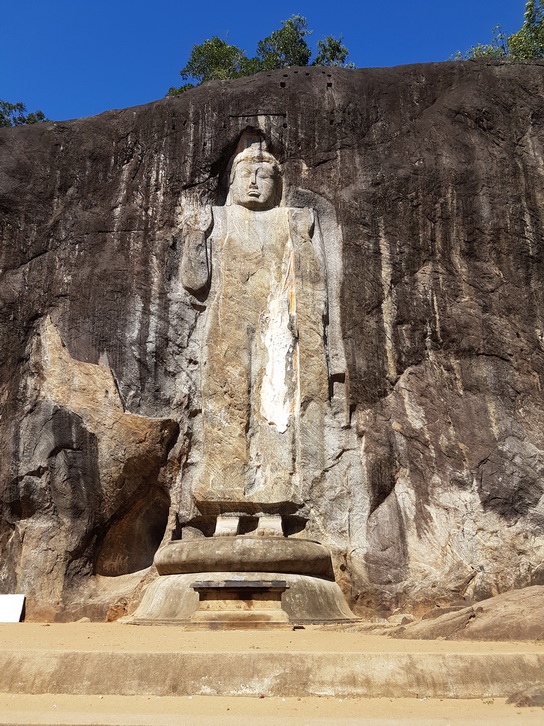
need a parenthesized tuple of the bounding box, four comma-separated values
(0, 595, 25, 623)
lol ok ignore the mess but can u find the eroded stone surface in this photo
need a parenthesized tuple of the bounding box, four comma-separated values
(1, 61, 544, 618)
(0, 317, 177, 619)
(507, 684, 544, 707)
(390, 586, 544, 640)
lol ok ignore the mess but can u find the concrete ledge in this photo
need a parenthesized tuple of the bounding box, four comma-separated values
(0, 649, 543, 699)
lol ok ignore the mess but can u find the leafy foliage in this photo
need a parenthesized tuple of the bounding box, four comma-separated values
(168, 15, 353, 95)
(0, 100, 46, 127)
(256, 15, 312, 70)
(313, 36, 354, 67)
(454, 26, 508, 60)
(455, 1, 544, 60)
(509, 0, 544, 59)
(178, 37, 254, 84)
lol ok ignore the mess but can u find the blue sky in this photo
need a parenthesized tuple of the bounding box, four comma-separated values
(1, 0, 527, 122)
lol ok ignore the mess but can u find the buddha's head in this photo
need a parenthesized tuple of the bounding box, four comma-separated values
(229, 148, 281, 210)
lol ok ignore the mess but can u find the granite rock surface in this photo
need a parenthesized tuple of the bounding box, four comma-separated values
(1, 60, 544, 619)
(390, 585, 544, 640)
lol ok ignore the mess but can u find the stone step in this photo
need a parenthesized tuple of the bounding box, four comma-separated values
(1, 647, 543, 700)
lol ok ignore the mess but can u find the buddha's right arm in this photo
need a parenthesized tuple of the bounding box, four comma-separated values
(180, 228, 210, 294)
(180, 206, 213, 294)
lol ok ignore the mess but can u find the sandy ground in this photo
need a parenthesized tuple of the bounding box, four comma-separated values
(1, 622, 543, 653)
(0, 623, 542, 724)
(0, 693, 543, 725)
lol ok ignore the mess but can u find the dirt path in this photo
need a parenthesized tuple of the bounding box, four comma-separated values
(0, 693, 542, 725)
(1, 622, 542, 653)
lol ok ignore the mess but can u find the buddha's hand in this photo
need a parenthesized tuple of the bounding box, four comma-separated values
(182, 202, 213, 234)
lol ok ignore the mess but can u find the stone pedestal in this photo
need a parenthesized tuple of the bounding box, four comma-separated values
(154, 537, 335, 578)
(127, 537, 357, 626)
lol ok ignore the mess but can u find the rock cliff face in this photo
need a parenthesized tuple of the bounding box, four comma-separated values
(1, 60, 544, 620)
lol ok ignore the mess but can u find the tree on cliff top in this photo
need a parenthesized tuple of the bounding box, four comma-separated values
(255, 14, 312, 70)
(456, 0, 544, 60)
(0, 100, 46, 127)
(168, 15, 353, 96)
(509, 0, 544, 59)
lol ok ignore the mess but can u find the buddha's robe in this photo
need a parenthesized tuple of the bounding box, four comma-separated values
(192, 203, 329, 511)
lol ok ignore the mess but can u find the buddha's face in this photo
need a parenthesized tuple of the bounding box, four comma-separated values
(230, 160, 278, 210)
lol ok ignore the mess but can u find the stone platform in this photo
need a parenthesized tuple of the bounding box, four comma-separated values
(129, 537, 357, 625)
(0, 623, 542, 701)
(127, 571, 356, 625)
